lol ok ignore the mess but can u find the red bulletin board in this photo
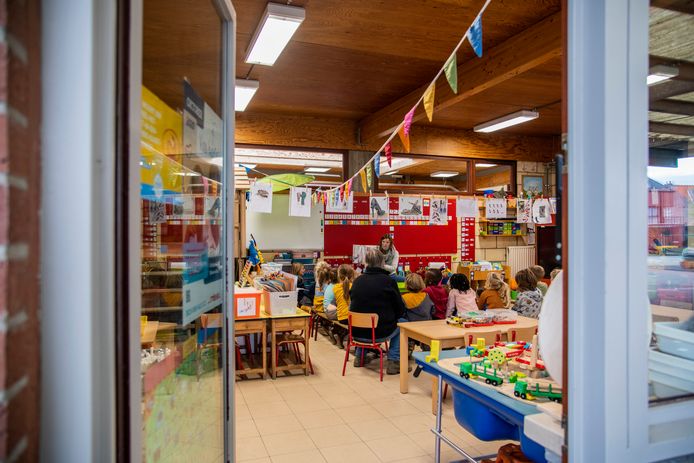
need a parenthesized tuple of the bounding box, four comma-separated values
(324, 195, 459, 257)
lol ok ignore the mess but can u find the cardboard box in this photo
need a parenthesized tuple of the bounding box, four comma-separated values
(234, 287, 262, 319)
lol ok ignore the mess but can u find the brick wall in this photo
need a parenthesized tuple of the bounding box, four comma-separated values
(0, 0, 41, 461)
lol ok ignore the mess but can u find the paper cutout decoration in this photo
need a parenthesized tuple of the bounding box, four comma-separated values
(532, 198, 552, 224)
(516, 198, 532, 223)
(359, 169, 368, 192)
(456, 198, 478, 218)
(369, 196, 389, 220)
(549, 197, 557, 214)
(399, 196, 423, 218)
(423, 83, 435, 122)
(288, 186, 311, 217)
(468, 16, 483, 57)
(366, 163, 373, 190)
(326, 192, 354, 213)
(374, 154, 381, 178)
(385, 143, 392, 167)
(485, 198, 507, 219)
(444, 53, 458, 94)
(429, 198, 448, 225)
(249, 182, 273, 214)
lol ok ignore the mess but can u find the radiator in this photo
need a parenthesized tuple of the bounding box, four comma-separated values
(507, 246, 536, 275)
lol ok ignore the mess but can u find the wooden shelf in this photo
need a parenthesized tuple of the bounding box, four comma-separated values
(479, 234, 526, 237)
(142, 288, 183, 294)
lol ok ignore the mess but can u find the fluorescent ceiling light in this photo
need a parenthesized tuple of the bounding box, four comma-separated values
(384, 170, 399, 175)
(474, 110, 539, 133)
(245, 3, 305, 66)
(304, 167, 331, 173)
(431, 171, 459, 178)
(647, 64, 679, 86)
(476, 163, 496, 168)
(311, 173, 341, 178)
(235, 79, 259, 111)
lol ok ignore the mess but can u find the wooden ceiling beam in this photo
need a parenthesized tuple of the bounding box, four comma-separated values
(650, 0, 694, 15)
(650, 122, 694, 137)
(357, 11, 562, 142)
(650, 99, 694, 116)
(236, 112, 557, 162)
(650, 55, 694, 81)
(650, 80, 694, 101)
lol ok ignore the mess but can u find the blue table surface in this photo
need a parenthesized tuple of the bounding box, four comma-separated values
(413, 350, 540, 417)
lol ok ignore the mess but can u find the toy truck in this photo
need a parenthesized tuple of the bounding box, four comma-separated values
(459, 361, 504, 386)
(513, 379, 563, 402)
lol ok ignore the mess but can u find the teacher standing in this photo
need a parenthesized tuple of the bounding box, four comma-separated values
(378, 234, 400, 276)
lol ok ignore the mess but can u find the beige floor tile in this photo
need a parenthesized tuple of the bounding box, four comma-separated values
(236, 419, 261, 438)
(371, 399, 422, 418)
(272, 375, 310, 389)
(334, 404, 384, 424)
(248, 400, 292, 419)
(244, 387, 285, 404)
(253, 414, 303, 436)
(277, 384, 317, 401)
(407, 430, 440, 455)
(294, 409, 346, 430)
(348, 417, 402, 441)
(364, 435, 426, 462)
(237, 436, 269, 461)
(319, 442, 381, 463)
(236, 403, 252, 421)
(321, 392, 367, 408)
(270, 449, 327, 463)
(390, 414, 434, 434)
(391, 457, 433, 463)
(306, 423, 361, 449)
(261, 429, 317, 456)
(286, 396, 332, 414)
(241, 459, 272, 463)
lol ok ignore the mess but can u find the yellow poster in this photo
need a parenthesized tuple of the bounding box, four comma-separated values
(140, 86, 184, 195)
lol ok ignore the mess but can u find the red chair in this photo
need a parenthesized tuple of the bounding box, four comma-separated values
(342, 312, 387, 382)
(275, 331, 314, 375)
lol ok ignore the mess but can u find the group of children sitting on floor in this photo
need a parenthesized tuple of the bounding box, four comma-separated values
(292, 260, 560, 348)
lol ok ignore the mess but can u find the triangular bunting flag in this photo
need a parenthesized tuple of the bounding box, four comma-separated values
(398, 125, 410, 153)
(468, 16, 483, 57)
(375, 154, 381, 178)
(444, 54, 458, 94)
(360, 169, 367, 192)
(403, 107, 415, 136)
(366, 163, 373, 191)
(423, 83, 435, 122)
(385, 143, 392, 167)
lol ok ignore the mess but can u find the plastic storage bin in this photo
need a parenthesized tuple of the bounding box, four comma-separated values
(654, 320, 694, 361)
(263, 290, 298, 316)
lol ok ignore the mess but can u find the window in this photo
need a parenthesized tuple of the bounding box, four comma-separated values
(474, 161, 515, 193)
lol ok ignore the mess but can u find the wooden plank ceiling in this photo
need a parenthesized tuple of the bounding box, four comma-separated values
(235, 0, 563, 137)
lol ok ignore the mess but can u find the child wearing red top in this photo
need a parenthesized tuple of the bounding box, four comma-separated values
(423, 269, 448, 319)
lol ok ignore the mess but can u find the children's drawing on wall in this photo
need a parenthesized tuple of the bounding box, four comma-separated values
(456, 197, 478, 218)
(289, 186, 311, 217)
(248, 182, 273, 214)
(516, 198, 532, 223)
(369, 196, 389, 220)
(485, 198, 507, 219)
(326, 192, 354, 213)
(399, 196, 423, 218)
(429, 198, 448, 225)
(532, 198, 552, 224)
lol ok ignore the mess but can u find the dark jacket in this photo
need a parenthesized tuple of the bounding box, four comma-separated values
(423, 285, 448, 319)
(402, 292, 434, 322)
(349, 267, 406, 339)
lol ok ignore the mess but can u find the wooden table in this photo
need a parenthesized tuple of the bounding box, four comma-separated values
(140, 321, 176, 346)
(397, 317, 539, 413)
(235, 313, 269, 379)
(268, 310, 311, 379)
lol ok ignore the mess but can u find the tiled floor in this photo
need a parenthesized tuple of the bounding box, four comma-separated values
(235, 333, 514, 462)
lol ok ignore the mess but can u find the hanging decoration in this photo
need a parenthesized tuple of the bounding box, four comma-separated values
(468, 16, 483, 57)
(360, 169, 368, 192)
(374, 154, 381, 178)
(366, 163, 373, 192)
(385, 143, 392, 167)
(444, 53, 458, 94)
(423, 83, 436, 122)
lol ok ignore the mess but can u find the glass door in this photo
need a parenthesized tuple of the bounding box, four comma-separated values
(132, 1, 234, 461)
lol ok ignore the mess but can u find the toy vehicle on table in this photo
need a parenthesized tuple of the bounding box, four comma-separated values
(513, 379, 562, 402)
(459, 361, 504, 386)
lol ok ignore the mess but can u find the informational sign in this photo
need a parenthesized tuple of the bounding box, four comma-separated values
(461, 217, 476, 261)
(485, 198, 507, 219)
(456, 198, 478, 218)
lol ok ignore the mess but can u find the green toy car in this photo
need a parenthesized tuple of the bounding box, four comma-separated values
(459, 361, 504, 386)
(513, 380, 563, 402)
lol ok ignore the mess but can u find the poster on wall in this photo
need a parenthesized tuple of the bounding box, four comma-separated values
(456, 197, 478, 218)
(248, 182, 273, 214)
(369, 196, 389, 220)
(289, 187, 312, 217)
(516, 198, 532, 223)
(399, 196, 423, 218)
(326, 192, 354, 213)
(485, 198, 507, 219)
(429, 198, 448, 225)
(181, 81, 224, 325)
(532, 198, 552, 224)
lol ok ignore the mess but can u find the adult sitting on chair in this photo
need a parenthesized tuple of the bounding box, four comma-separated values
(349, 248, 408, 375)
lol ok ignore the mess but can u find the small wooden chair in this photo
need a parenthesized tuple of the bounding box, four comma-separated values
(467, 330, 502, 347)
(342, 312, 387, 382)
(275, 331, 314, 375)
(508, 326, 538, 343)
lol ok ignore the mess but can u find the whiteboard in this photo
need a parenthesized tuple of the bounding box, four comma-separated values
(245, 193, 324, 250)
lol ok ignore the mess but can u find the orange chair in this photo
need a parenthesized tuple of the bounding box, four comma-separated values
(342, 312, 388, 382)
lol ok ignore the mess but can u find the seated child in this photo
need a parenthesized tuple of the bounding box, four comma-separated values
(313, 267, 329, 312)
(322, 268, 339, 316)
(332, 264, 355, 324)
(530, 265, 548, 296)
(402, 273, 434, 321)
(550, 267, 561, 282)
(477, 273, 511, 310)
(447, 273, 477, 317)
(512, 268, 543, 319)
(291, 262, 309, 307)
(423, 268, 448, 319)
